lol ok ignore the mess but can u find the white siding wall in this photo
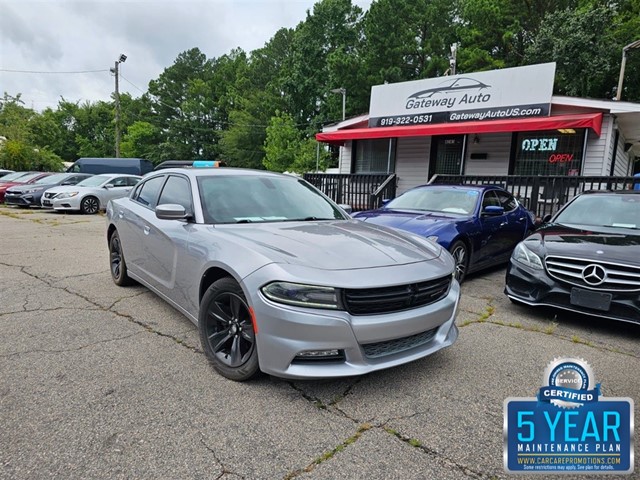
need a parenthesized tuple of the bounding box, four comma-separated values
(583, 115, 613, 175)
(613, 131, 631, 176)
(464, 132, 511, 175)
(395, 136, 431, 194)
(338, 142, 352, 173)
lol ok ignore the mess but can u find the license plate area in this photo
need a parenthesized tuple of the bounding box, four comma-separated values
(570, 288, 612, 311)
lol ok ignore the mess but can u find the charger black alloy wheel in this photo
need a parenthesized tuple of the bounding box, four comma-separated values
(199, 277, 259, 381)
(449, 240, 469, 283)
(109, 230, 134, 286)
(81, 196, 99, 214)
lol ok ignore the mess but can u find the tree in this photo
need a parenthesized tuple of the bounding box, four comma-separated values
(0, 139, 63, 171)
(263, 111, 328, 173)
(219, 29, 294, 169)
(286, 0, 365, 127)
(525, 5, 619, 98)
(456, 0, 578, 72)
(363, 0, 456, 84)
(0, 93, 34, 143)
(120, 121, 161, 160)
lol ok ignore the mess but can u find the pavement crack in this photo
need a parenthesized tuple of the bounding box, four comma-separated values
(0, 332, 144, 358)
(329, 377, 362, 407)
(283, 423, 372, 479)
(108, 306, 203, 355)
(0, 306, 101, 318)
(382, 425, 488, 479)
(199, 437, 244, 480)
(461, 318, 639, 358)
(1, 261, 202, 356)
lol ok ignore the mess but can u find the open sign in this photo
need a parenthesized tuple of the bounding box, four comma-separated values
(549, 153, 574, 163)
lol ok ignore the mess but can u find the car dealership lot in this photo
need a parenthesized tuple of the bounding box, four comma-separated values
(1, 206, 638, 479)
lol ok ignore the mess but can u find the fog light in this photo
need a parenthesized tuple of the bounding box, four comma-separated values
(298, 349, 340, 357)
(292, 349, 345, 363)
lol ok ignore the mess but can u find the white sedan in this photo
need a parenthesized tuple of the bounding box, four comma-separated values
(42, 174, 142, 214)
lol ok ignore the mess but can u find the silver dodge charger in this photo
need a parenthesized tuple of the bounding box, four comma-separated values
(106, 168, 460, 381)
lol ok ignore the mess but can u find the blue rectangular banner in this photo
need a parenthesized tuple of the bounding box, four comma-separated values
(504, 398, 634, 474)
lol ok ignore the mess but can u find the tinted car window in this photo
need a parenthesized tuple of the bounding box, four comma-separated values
(198, 175, 345, 224)
(482, 191, 501, 209)
(495, 191, 518, 211)
(127, 176, 141, 187)
(135, 176, 166, 208)
(108, 177, 130, 187)
(158, 175, 192, 212)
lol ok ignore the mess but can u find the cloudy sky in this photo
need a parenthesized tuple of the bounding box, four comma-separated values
(1, 0, 371, 111)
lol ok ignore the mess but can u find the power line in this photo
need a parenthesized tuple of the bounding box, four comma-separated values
(119, 74, 147, 94)
(0, 68, 109, 74)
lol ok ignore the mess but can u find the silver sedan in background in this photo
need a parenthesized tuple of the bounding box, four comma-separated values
(43, 174, 141, 214)
(106, 168, 460, 381)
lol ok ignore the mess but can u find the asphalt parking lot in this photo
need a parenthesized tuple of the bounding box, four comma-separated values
(1, 205, 639, 480)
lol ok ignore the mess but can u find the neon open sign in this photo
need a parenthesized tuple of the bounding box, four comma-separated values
(549, 153, 574, 163)
(521, 138, 558, 151)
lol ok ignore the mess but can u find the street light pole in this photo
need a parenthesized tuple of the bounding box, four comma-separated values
(331, 87, 346, 121)
(616, 39, 640, 101)
(111, 54, 127, 157)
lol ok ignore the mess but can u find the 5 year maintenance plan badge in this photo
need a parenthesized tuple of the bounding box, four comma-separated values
(504, 358, 634, 474)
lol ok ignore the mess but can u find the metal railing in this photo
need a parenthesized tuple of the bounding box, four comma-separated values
(429, 174, 639, 218)
(304, 173, 397, 211)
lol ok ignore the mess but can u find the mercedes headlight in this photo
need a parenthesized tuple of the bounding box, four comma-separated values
(261, 282, 341, 310)
(512, 243, 543, 270)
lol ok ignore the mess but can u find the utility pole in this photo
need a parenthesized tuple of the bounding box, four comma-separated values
(111, 54, 127, 157)
(330, 87, 346, 121)
(616, 40, 640, 101)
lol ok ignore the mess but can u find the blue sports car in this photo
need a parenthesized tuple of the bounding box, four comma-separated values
(353, 185, 535, 282)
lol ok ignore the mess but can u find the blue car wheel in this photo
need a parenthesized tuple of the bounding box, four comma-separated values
(449, 240, 468, 283)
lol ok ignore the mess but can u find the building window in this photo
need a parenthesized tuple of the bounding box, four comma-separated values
(353, 138, 396, 173)
(513, 129, 585, 176)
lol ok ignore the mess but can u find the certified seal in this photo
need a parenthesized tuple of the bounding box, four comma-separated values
(538, 357, 599, 408)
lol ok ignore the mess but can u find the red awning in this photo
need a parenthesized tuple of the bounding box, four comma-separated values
(316, 113, 603, 145)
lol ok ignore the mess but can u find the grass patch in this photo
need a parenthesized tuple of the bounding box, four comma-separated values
(284, 424, 372, 479)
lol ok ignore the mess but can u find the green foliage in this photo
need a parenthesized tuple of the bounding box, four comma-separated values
(0, 139, 63, 172)
(120, 121, 161, 160)
(525, 5, 618, 98)
(363, 0, 456, 83)
(264, 111, 328, 173)
(263, 111, 300, 172)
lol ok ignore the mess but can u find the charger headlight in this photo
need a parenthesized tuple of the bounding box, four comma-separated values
(261, 282, 341, 310)
(512, 243, 543, 270)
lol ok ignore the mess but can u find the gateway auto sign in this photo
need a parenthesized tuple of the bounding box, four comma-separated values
(369, 63, 556, 128)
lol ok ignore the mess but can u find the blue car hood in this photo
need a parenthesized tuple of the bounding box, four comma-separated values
(355, 210, 466, 236)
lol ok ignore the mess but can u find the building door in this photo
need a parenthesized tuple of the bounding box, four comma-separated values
(429, 135, 465, 179)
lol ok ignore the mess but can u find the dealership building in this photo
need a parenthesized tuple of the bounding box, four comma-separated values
(313, 63, 640, 210)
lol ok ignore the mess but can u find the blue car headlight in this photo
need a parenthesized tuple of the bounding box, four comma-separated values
(261, 282, 342, 310)
(512, 243, 543, 270)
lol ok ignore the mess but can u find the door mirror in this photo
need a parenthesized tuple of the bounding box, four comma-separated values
(156, 203, 189, 220)
(381, 198, 392, 207)
(103, 184, 114, 189)
(482, 205, 505, 216)
(542, 214, 553, 224)
(338, 204, 352, 214)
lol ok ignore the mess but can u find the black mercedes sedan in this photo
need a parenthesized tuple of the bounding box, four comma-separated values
(505, 190, 640, 324)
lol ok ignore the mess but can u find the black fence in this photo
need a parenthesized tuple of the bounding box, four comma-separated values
(303, 173, 397, 211)
(430, 174, 639, 218)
